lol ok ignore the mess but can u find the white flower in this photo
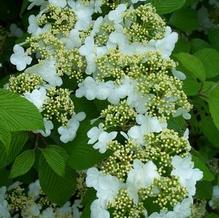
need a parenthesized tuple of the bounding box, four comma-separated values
(171, 155, 203, 197)
(172, 69, 186, 80)
(58, 112, 86, 143)
(10, 23, 23, 37)
(87, 125, 117, 153)
(90, 199, 110, 218)
(62, 29, 81, 49)
(72, 200, 82, 218)
(25, 59, 63, 86)
(154, 27, 178, 58)
(149, 197, 193, 218)
(86, 167, 123, 204)
(24, 86, 48, 111)
(49, 0, 67, 8)
(28, 0, 47, 10)
(209, 185, 219, 209)
(40, 208, 55, 218)
(28, 180, 41, 200)
(34, 118, 54, 137)
(55, 202, 73, 217)
(68, 1, 94, 30)
(10, 45, 32, 71)
(131, 0, 147, 3)
(76, 77, 98, 100)
(21, 202, 41, 218)
(28, 15, 51, 36)
(108, 4, 127, 24)
(79, 37, 97, 74)
(126, 160, 159, 203)
(128, 114, 166, 145)
(0, 187, 10, 218)
(173, 108, 191, 120)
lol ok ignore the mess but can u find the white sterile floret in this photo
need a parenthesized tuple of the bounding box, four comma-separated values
(34, 118, 54, 137)
(25, 59, 62, 86)
(24, 86, 48, 111)
(149, 197, 193, 218)
(171, 155, 203, 197)
(209, 185, 219, 209)
(126, 160, 159, 203)
(68, 1, 94, 30)
(72, 200, 82, 218)
(28, 0, 47, 10)
(87, 124, 117, 153)
(172, 69, 186, 80)
(28, 15, 51, 36)
(56, 202, 72, 217)
(90, 199, 110, 218)
(21, 202, 41, 218)
(10, 45, 32, 71)
(96, 81, 113, 101)
(79, 37, 97, 74)
(108, 4, 127, 24)
(40, 208, 55, 218)
(28, 180, 41, 200)
(62, 29, 81, 49)
(58, 112, 86, 143)
(76, 77, 98, 100)
(154, 27, 178, 58)
(173, 108, 191, 120)
(128, 114, 166, 145)
(0, 187, 10, 218)
(49, 0, 67, 8)
(10, 23, 23, 38)
(86, 167, 123, 204)
(131, 0, 147, 3)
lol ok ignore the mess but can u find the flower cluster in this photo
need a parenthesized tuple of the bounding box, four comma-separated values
(6, 0, 203, 217)
(0, 181, 82, 218)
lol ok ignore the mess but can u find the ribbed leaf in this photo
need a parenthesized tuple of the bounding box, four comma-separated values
(41, 145, 68, 177)
(0, 89, 43, 131)
(39, 155, 76, 205)
(150, 0, 185, 14)
(10, 149, 35, 178)
(195, 48, 219, 79)
(174, 53, 206, 81)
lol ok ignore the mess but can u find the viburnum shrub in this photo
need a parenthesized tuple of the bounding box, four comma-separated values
(3, 0, 219, 217)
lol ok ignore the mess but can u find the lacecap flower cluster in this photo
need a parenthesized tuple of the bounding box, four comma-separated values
(6, 0, 203, 217)
(0, 180, 82, 218)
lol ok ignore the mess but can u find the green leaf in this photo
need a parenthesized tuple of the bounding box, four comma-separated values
(208, 27, 219, 51)
(191, 38, 211, 53)
(195, 48, 219, 79)
(192, 155, 214, 181)
(41, 145, 68, 177)
(167, 116, 187, 135)
(169, 8, 198, 32)
(39, 156, 76, 205)
(149, 0, 185, 14)
(10, 150, 35, 178)
(199, 115, 219, 147)
(196, 181, 213, 200)
(0, 123, 11, 152)
(0, 89, 43, 132)
(208, 85, 219, 130)
(181, 70, 201, 96)
(173, 36, 191, 53)
(0, 132, 28, 168)
(68, 120, 106, 170)
(174, 53, 206, 81)
(6, 132, 28, 165)
(206, 214, 219, 218)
